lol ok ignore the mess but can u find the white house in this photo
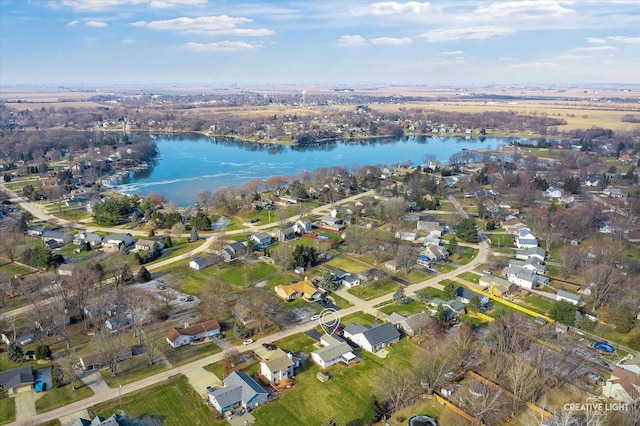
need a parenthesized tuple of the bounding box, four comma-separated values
(166, 319, 221, 348)
(342, 275, 361, 288)
(189, 254, 220, 270)
(73, 231, 103, 246)
(503, 266, 539, 290)
(103, 233, 134, 249)
(294, 220, 313, 234)
(545, 187, 563, 199)
(508, 258, 547, 275)
(601, 367, 640, 404)
(343, 322, 400, 353)
(515, 247, 546, 262)
(311, 334, 356, 369)
(259, 349, 296, 384)
(556, 290, 582, 305)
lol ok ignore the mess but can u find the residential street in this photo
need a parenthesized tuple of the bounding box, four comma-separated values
(15, 237, 489, 425)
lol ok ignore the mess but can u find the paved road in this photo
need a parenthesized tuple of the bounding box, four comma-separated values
(17, 237, 489, 425)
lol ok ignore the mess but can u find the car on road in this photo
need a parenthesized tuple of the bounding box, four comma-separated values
(262, 343, 276, 350)
(310, 315, 320, 321)
(243, 339, 254, 345)
(34, 378, 45, 393)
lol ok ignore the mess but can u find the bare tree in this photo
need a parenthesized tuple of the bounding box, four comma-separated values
(199, 278, 234, 320)
(413, 346, 454, 395)
(383, 196, 407, 230)
(171, 221, 185, 237)
(448, 323, 478, 369)
(558, 245, 582, 279)
(222, 348, 242, 378)
(506, 354, 545, 405)
(142, 323, 167, 366)
(467, 381, 510, 425)
(58, 352, 82, 390)
(374, 365, 419, 411)
(0, 230, 26, 262)
(584, 264, 624, 311)
(123, 287, 152, 344)
(93, 327, 127, 377)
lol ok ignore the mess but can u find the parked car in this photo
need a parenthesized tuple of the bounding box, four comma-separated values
(262, 343, 276, 350)
(243, 339, 254, 345)
(249, 218, 259, 223)
(310, 315, 320, 321)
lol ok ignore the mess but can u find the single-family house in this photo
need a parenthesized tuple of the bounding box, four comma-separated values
(331, 269, 348, 284)
(293, 220, 313, 234)
(41, 229, 73, 245)
(72, 414, 125, 426)
(428, 298, 466, 321)
(602, 188, 623, 198)
(618, 354, 640, 376)
(275, 227, 296, 242)
(208, 371, 269, 413)
(73, 231, 103, 246)
(423, 234, 442, 246)
(480, 276, 514, 298)
(515, 247, 546, 262)
(79, 347, 132, 372)
(509, 258, 547, 275)
(417, 220, 443, 235)
(0, 366, 34, 395)
(342, 274, 361, 288)
(311, 334, 356, 369)
(389, 312, 429, 337)
(134, 239, 159, 252)
(27, 225, 47, 237)
(102, 233, 134, 249)
(343, 322, 400, 353)
(221, 242, 247, 261)
(545, 187, 563, 199)
(252, 200, 274, 210)
(395, 232, 418, 241)
(456, 287, 489, 306)
(105, 314, 132, 331)
(250, 232, 272, 249)
(502, 266, 539, 290)
(423, 244, 449, 261)
(259, 349, 296, 384)
(601, 367, 640, 404)
(275, 279, 322, 301)
(385, 259, 401, 272)
(358, 268, 382, 282)
(165, 319, 221, 348)
(585, 176, 601, 187)
(515, 236, 539, 249)
(57, 263, 77, 276)
(189, 253, 220, 270)
(556, 290, 582, 305)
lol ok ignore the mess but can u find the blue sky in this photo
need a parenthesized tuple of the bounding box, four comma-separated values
(1, 0, 639, 85)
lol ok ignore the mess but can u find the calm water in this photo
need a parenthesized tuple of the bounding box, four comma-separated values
(110, 134, 501, 206)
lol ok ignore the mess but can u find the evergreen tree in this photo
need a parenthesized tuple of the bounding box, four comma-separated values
(35, 345, 52, 360)
(190, 227, 199, 242)
(446, 236, 459, 256)
(444, 281, 457, 300)
(435, 303, 446, 323)
(233, 322, 250, 339)
(549, 301, 577, 325)
(393, 285, 408, 304)
(136, 266, 151, 283)
(456, 218, 478, 243)
(7, 341, 23, 362)
(468, 295, 482, 312)
(164, 235, 173, 248)
(362, 395, 385, 425)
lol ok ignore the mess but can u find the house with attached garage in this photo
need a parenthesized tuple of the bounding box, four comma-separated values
(294, 220, 313, 234)
(73, 231, 103, 246)
(189, 253, 220, 270)
(342, 274, 361, 288)
(545, 187, 563, 199)
(508, 258, 547, 275)
(134, 239, 160, 252)
(275, 279, 322, 301)
(221, 241, 247, 261)
(555, 289, 582, 306)
(515, 247, 546, 262)
(456, 286, 489, 306)
(311, 334, 357, 369)
(165, 319, 221, 348)
(250, 232, 272, 249)
(259, 348, 296, 384)
(502, 266, 545, 290)
(102, 233, 134, 249)
(343, 322, 400, 353)
(389, 312, 429, 337)
(0, 366, 34, 395)
(208, 371, 269, 413)
(275, 227, 296, 242)
(601, 367, 640, 404)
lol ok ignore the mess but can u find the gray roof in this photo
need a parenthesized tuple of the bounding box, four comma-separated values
(388, 312, 407, 324)
(253, 232, 271, 240)
(361, 322, 400, 347)
(223, 371, 267, 405)
(401, 313, 429, 332)
(521, 247, 546, 256)
(312, 335, 354, 362)
(209, 385, 243, 409)
(456, 286, 482, 301)
(0, 366, 34, 391)
(344, 323, 369, 336)
(557, 290, 581, 302)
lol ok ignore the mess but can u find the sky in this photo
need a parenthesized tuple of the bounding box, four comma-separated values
(1, 0, 639, 85)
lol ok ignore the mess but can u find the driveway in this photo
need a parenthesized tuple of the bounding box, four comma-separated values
(14, 391, 37, 421)
(184, 367, 223, 400)
(81, 371, 110, 394)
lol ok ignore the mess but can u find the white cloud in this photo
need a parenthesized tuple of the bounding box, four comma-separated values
(66, 20, 80, 26)
(419, 26, 513, 42)
(337, 35, 367, 47)
(49, 0, 207, 11)
(585, 37, 606, 44)
(86, 21, 108, 27)
(371, 37, 412, 45)
(572, 45, 616, 51)
(132, 16, 273, 37)
(440, 50, 463, 55)
(183, 41, 257, 52)
(508, 62, 557, 68)
(608, 35, 640, 44)
(472, 1, 575, 20)
(363, 1, 431, 16)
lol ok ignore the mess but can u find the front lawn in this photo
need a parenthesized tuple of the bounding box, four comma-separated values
(457, 271, 481, 284)
(347, 279, 397, 300)
(0, 397, 15, 426)
(325, 255, 371, 274)
(328, 293, 354, 309)
(93, 376, 219, 425)
(450, 247, 478, 265)
(378, 299, 427, 316)
(219, 261, 278, 287)
(395, 268, 433, 284)
(100, 356, 171, 388)
(253, 339, 420, 425)
(35, 382, 94, 413)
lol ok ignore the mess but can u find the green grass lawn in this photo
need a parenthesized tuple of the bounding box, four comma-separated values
(451, 247, 478, 265)
(100, 356, 171, 388)
(395, 268, 433, 284)
(328, 293, 354, 309)
(457, 271, 481, 284)
(0, 260, 35, 276)
(93, 376, 219, 426)
(0, 397, 15, 426)
(378, 299, 427, 316)
(253, 339, 420, 425)
(35, 381, 94, 413)
(325, 255, 372, 274)
(152, 259, 211, 295)
(347, 279, 397, 300)
(219, 261, 278, 287)
(415, 286, 445, 299)
(520, 295, 555, 315)
(53, 208, 91, 221)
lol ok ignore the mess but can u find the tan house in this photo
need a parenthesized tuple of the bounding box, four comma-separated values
(259, 349, 296, 384)
(166, 319, 221, 348)
(275, 279, 322, 301)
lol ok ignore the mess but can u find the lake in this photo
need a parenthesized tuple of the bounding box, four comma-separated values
(108, 134, 502, 206)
